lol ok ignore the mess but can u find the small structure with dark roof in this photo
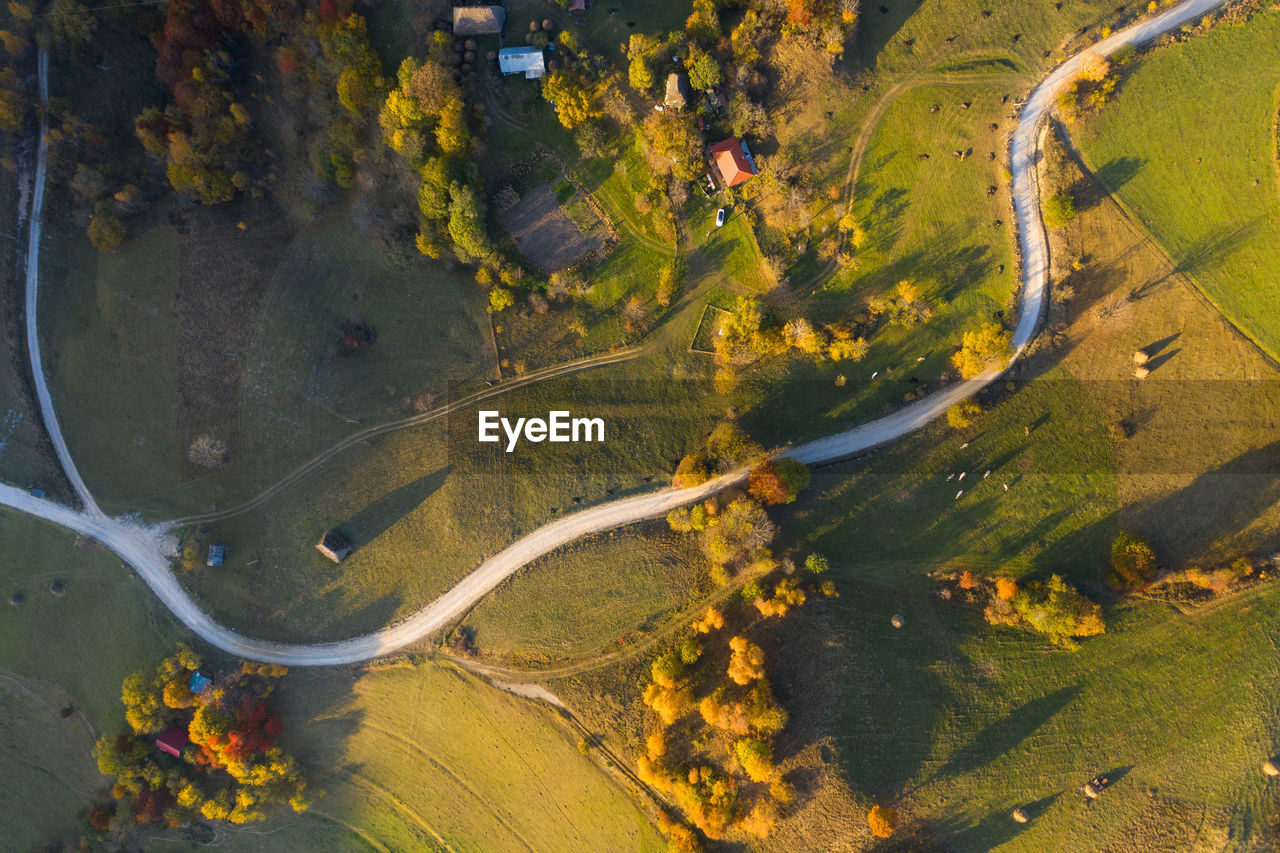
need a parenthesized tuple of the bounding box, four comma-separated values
(316, 530, 353, 563)
(664, 72, 690, 110)
(206, 544, 225, 567)
(499, 46, 546, 79)
(709, 137, 759, 188)
(188, 671, 212, 695)
(156, 726, 189, 758)
(452, 6, 506, 36)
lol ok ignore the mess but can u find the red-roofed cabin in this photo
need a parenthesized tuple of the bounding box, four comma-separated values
(709, 137, 758, 188)
(156, 726, 189, 758)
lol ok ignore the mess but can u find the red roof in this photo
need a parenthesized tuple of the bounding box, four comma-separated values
(709, 138, 758, 187)
(156, 726, 189, 758)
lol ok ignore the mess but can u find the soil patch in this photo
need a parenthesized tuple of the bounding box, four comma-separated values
(500, 182, 603, 272)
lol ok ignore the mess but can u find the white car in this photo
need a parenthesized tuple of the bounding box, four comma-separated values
(715, 208, 726, 227)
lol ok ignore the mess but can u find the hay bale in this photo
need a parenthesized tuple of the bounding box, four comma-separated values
(1264, 758, 1280, 777)
(542, 18, 556, 31)
(8, 591, 23, 606)
(464, 37, 477, 51)
(529, 20, 541, 32)
(1133, 349, 1149, 365)
(486, 49, 497, 61)
(49, 580, 66, 597)
(463, 50, 476, 63)
(1084, 782, 1100, 799)
(1012, 807, 1029, 823)
(1133, 366, 1150, 380)
(890, 613, 905, 629)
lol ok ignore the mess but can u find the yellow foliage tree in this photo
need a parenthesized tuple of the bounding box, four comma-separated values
(727, 636, 765, 685)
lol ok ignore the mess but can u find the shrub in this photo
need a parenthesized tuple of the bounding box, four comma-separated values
(1043, 192, 1077, 229)
(1010, 574, 1105, 646)
(735, 737, 773, 782)
(804, 553, 829, 574)
(727, 636, 765, 685)
(947, 400, 981, 429)
(673, 452, 711, 488)
(995, 576, 1019, 601)
(1110, 532, 1156, 588)
(952, 323, 1011, 379)
(747, 457, 811, 505)
(867, 804, 899, 838)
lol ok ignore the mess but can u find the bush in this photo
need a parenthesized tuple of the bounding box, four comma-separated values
(747, 457, 810, 505)
(1010, 574, 1105, 646)
(867, 804, 899, 838)
(804, 553, 829, 574)
(1110, 532, 1156, 588)
(952, 323, 1011, 379)
(1043, 192, 1077, 229)
(947, 400, 981, 429)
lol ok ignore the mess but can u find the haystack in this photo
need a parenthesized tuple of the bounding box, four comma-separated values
(1133, 366, 1150, 380)
(1133, 349, 1149, 365)
(50, 580, 66, 596)
(890, 613, 905, 629)
(1263, 758, 1280, 777)
(1012, 807, 1029, 823)
(8, 591, 23, 606)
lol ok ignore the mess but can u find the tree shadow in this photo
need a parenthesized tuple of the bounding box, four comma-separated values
(1142, 347, 1180, 374)
(1171, 219, 1260, 278)
(1140, 332, 1180, 358)
(1094, 156, 1145, 192)
(339, 466, 450, 548)
(854, 1, 923, 71)
(936, 684, 1081, 779)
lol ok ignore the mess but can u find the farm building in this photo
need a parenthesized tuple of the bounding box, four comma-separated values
(206, 544, 225, 567)
(188, 671, 212, 695)
(452, 6, 506, 35)
(569, 0, 590, 10)
(664, 72, 690, 110)
(709, 137, 759, 188)
(156, 726, 189, 758)
(499, 47, 546, 79)
(316, 530, 353, 563)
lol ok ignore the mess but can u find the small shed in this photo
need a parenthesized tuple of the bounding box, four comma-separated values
(188, 671, 212, 695)
(206, 544, 225, 567)
(156, 726, 189, 758)
(499, 47, 546, 79)
(452, 6, 506, 36)
(709, 137, 759, 188)
(664, 72, 690, 110)
(316, 530, 353, 563)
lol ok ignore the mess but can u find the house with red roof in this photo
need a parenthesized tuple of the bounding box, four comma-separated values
(156, 726, 189, 759)
(709, 137, 758, 188)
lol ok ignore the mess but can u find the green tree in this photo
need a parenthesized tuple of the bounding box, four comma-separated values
(1010, 574, 1105, 646)
(688, 52, 720, 91)
(1043, 192, 1076, 229)
(1110, 532, 1156, 588)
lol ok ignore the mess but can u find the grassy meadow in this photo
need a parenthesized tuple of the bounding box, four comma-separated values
(1075, 10, 1280, 359)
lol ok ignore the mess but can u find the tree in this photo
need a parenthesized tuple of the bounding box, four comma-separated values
(727, 636, 765, 685)
(952, 322, 1011, 379)
(867, 804, 899, 838)
(735, 737, 774, 782)
(947, 400, 981, 429)
(541, 69, 605, 129)
(1110, 532, 1156, 588)
(626, 33, 658, 93)
(656, 264, 677, 307)
(688, 52, 720, 91)
(805, 553, 829, 574)
(673, 452, 711, 488)
(446, 181, 492, 262)
(642, 110, 703, 183)
(747, 458, 810, 505)
(1010, 574, 1105, 646)
(87, 204, 126, 252)
(487, 287, 514, 313)
(1043, 192, 1076, 229)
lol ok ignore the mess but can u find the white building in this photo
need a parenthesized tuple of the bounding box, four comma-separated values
(498, 47, 546, 79)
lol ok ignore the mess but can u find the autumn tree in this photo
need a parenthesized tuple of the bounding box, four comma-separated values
(1044, 192, 1077, 229)
(952, 322, 1011, 379)
(867, 804, 899, 838)
(642, 110, 703, 183)
(541, 68, 606, 129)
(947, 400, 982, 429)
(1009, 574, 1105, 646)
(1110, 532, 1156, 588)
(747, 457, 810, 505)
(727, 636, 765, 685)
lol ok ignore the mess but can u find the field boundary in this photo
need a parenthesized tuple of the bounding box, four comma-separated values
(688, 304, 731, 355)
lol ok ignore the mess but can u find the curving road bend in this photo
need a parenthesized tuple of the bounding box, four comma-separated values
(5, 0, 1229, 665)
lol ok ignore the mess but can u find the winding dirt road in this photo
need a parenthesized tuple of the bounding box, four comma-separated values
(6, 0, 1229, 665)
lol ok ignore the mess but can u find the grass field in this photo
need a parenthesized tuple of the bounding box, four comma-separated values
(1075, 10, 1280, 360)
(463, 525, 710, 665)
(0, 509, 182, 849)
(217, 662, 665, 853)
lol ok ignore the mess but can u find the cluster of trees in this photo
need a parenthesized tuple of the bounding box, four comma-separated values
(868, 279, 935, 329)
(671, 421, 765, 488)
(1057, 48, 1129, 120)
(0, 1, 33, 134)
(92, 645, 308, 837)
(981, 573, 1105, 647)
(637, 539, 837, 846)
(711, 296, 869, 392)
(1173, 557, 1256, 595)
(275, 9, 384, 191)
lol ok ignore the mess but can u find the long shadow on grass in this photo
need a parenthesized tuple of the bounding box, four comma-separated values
(339, 466, 450, 548)
(855, 1, 922, 70)
(936, 683, 1081, 779)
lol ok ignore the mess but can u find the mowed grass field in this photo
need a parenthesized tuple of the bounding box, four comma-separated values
(1075, 10, 1280, 360)
(463, 525, 710, 665)
(0, 509, 182, 848)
